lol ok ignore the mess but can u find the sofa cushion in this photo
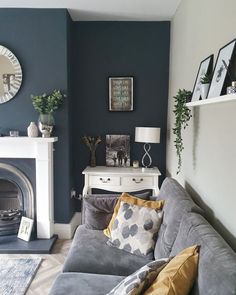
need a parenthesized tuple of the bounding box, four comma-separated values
(49, 273, 125, 295)
(170, 212, 236, 295)
(63, 225, 152, 276)
(154, 178, 203, 259)
(107, 258, 169, 295)
(82, 191, 150, 230)
(107, 200, 163, 258)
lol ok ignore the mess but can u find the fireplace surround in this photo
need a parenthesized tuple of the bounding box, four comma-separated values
(0, 137, 57, 239)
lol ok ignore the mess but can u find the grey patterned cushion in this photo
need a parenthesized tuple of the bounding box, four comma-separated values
(107, 201, 163, 258)
(106, 258, 169, 295)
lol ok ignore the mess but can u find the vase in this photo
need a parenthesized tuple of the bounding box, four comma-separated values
(38, 114, 54, 138)
(27, 122, 38, 137)
(90, 149, 96, 167)
(200, 83, 210, 100)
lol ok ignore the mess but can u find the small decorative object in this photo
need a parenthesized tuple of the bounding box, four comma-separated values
(17, 216, 34, 242)
(31, 89, 65, 137)
(135, 127, 160, 168)
(192, 55, 213, 101)
(208, 38, 236, 98)
(106, 135, 130, 167)
(9, 130, 19, 137)
(200, 73, 212, 100)
(109, 77, 133, 111)
(0, 45, 23, 104)
(82, 136, 102, 167)
(27, 122, 38, 137)
(133, 160, 139, 168)
(227, 81, 236, 94)
(172, 89, 192, 174)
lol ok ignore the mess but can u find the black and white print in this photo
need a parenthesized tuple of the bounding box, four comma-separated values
(106, 135, 130, 167)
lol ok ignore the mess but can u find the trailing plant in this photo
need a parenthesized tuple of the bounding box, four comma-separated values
(172, 89, 192, 174)
(200, 73, 212, 84)
(31, 89, 65, 114)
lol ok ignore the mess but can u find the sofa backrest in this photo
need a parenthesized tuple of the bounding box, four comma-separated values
(170, 212, 236, 295)
(154, 177, 203, 259)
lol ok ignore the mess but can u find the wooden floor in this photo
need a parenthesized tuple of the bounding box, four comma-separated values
(0, 239, 72, 295)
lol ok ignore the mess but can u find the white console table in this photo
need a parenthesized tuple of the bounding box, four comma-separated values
(82, 166, 161, 196)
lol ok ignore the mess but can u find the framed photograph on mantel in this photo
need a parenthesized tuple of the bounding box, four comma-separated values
(208, 39, 236, 98)
(191, 55, 213, 102)
(109, 77, 133, 111)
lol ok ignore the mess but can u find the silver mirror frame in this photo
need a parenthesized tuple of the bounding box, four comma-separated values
(0, 45, 23, 104)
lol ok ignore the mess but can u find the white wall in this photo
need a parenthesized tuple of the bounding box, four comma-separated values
(167, 0, 236, 249)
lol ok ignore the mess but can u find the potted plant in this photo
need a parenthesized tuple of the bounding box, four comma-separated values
(200, 73, 211, 99)
(31, 90, 65, 137)
(172, 89, 192, 174)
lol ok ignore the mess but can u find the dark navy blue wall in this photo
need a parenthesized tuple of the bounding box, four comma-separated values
(0, 9, 74, 223)
(72, 22, 170, 202)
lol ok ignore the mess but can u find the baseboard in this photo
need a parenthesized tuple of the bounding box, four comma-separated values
(54, 212, 81, 239)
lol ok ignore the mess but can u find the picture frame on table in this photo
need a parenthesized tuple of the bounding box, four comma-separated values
(191, 55, 213, 102)
(208, 38, 236, 98)
(17, 216, 34, 242)
(106, 134, 130, 167)
(109, 77, 133, 111)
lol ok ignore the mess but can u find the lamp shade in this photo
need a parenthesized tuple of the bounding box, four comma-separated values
(135, 127, 160, 144)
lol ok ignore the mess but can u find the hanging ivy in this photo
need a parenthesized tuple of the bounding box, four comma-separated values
(172, 89, 192, 174)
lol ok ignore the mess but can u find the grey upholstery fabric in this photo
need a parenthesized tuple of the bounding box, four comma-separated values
(63, 225, 152, 276)
(49, 272, 125, 295)
(154, 177, 203, 259)
(82, 191, 150, 230)
(170, 212, 236, 295)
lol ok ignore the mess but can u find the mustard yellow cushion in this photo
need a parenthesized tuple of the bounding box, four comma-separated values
(144, 245, 199, 295)
(103, 192, 164, 238)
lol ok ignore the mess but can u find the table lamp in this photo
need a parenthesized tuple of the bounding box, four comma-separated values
(135, 127, 160, 168)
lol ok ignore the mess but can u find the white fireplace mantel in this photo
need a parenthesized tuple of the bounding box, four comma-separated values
(0, 136, 58, 239)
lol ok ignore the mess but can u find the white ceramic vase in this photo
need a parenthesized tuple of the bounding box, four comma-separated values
(200, 83, 210, 100)
(27, 122, 38, 137)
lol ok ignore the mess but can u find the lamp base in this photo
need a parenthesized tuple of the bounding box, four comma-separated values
(141, 143, 152, 168)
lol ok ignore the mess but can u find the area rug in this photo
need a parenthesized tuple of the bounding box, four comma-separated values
(0, 258, 42, 295)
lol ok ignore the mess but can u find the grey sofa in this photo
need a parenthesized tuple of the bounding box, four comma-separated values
(50, 178, 236, 295)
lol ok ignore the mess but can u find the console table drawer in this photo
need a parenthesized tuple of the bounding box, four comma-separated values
(90, 175, 120, 186)
(121, 176, 153, 187)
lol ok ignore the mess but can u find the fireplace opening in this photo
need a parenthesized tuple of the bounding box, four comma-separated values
(0, 163, 34, 236)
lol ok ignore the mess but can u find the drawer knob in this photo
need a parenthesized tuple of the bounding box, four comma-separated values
(132, 178, 143, 183)
(99, 177, 111, 183)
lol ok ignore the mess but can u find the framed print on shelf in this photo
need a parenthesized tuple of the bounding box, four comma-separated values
(191, 55, 213, 101)
(208, 39, 236, 98)
(109, 77, 133, 111)
(17, 216, 34, 242)
(106, 134, 130, 167)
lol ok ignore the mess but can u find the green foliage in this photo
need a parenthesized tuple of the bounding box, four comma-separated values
(31, 89, 65, 114)
(200, 73, 212, 84)
(172, 89, 192, 174)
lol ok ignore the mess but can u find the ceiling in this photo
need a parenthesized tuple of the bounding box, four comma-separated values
(0, 0, 181, 21)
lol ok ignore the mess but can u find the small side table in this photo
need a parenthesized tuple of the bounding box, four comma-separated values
(82, 166, 161, 196)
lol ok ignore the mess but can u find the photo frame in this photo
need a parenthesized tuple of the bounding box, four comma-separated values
(208, 39, 236, 98)
(106, 135, 130, 167)
(191, 55, 213, 101)
(17, 216, 34, 242)
(109, 77, 133, 111)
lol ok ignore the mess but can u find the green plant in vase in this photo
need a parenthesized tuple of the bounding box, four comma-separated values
(172, 89, 192, 174)
(31, 90, 65, 137)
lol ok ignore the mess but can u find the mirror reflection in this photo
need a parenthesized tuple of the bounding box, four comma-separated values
(0, 45, 22, 104)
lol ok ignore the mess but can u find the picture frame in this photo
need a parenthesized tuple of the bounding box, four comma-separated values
(109, 77, 133, 111)
(17, 216, 34, 242)
(106, 135, 130, 167)
(208, 39, 236, 98)
(191, 55, 213, 101)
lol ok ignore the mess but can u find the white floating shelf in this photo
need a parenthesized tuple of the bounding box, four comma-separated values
(186, 93, 236, 107)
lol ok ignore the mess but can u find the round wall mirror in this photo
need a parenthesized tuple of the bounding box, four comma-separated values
(0, 45, 22, 104)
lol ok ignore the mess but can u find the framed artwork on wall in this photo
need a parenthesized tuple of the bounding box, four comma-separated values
(109, 77, 133, 111)
(191, 55, 213, 102)
(208, 39, 236, 98)
(106, 135, 130, 167)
